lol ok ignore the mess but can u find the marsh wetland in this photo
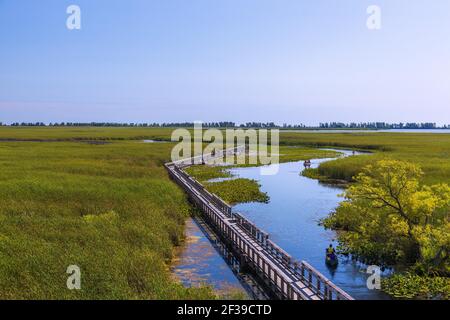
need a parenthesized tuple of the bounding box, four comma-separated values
(0, 127, 448, 299)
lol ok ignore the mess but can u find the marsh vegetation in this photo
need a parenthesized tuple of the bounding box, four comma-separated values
(322, 160, 449, 299)
(0, 138, 215, 299)
(0, 127, 448, 299)
(185, 146, 339, 204)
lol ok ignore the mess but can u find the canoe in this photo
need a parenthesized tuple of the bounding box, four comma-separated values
(325, 255, 338, 267)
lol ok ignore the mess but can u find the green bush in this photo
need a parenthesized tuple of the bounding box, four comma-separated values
(383, 272, 450, 299)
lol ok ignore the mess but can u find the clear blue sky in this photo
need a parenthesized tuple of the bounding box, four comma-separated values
(1, 0, 449, 125)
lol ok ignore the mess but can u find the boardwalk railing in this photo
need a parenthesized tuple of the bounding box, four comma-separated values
(165, 146, 353, 300)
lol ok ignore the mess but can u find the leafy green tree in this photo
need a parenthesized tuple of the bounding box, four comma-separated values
(324, 160, 450, 273)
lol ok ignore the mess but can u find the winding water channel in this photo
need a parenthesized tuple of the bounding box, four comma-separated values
(172, 149, 391, 300)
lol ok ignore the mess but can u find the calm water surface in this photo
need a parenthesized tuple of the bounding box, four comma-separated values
(172, 218, 248, 296)
(174, 150, 391, 299)
(230, 150, 390, 299)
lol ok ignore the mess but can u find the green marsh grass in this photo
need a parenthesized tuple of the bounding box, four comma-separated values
(1, 127, 449, 299)
(279, 132, 450, 184)
(205, 179, 269, 205)
(0, 139, 215, 299)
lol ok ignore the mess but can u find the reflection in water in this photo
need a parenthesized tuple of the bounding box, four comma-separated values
(172, 217, 268, 299)
(172, 218, 243, 290)
(173, 149, 391, 300)
(230, 150, 391, 300)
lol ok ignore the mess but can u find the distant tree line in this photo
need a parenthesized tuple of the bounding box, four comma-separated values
(0, 121, 449, 129)
(319, 122, 446, 129)
(2, 122, 237, 128)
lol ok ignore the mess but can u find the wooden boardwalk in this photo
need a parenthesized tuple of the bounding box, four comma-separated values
(165, 146, 354, 300)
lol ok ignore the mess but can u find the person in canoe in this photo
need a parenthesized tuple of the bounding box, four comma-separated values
(325, 244, 338, 267)
(303, 160, 311, 168)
